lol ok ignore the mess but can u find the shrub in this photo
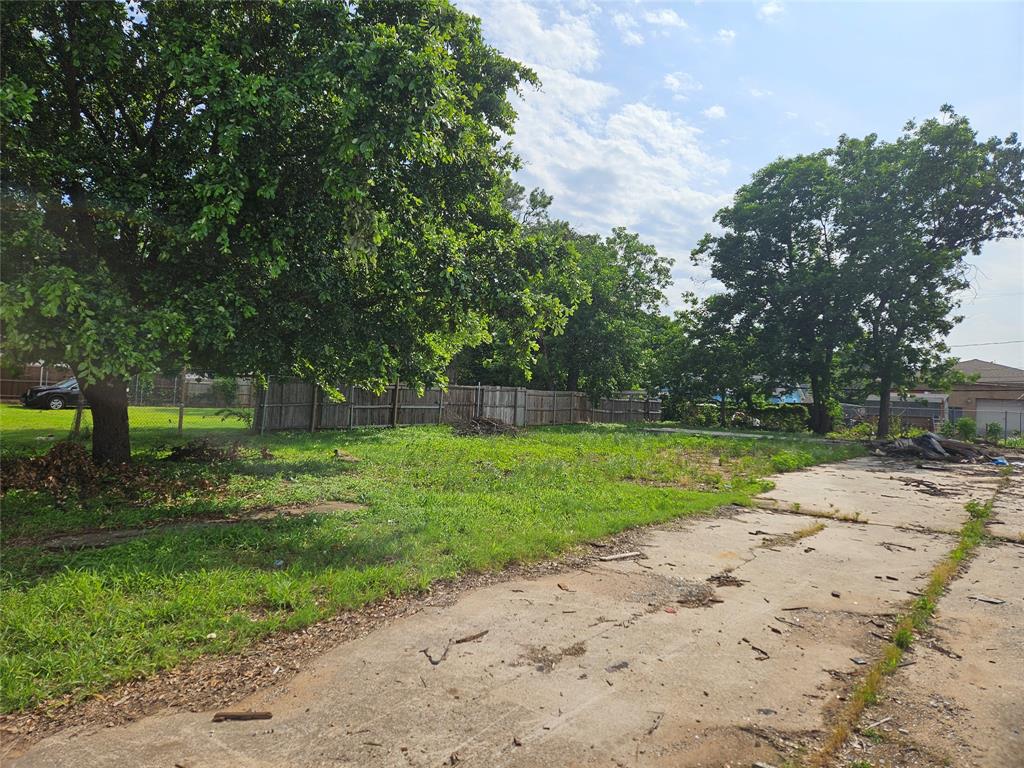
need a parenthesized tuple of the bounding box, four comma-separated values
(955, 417, 976, 441)
(985, 422, 1003, 443)
(938, 420, 956, 438)
(211, 376, 238, 406)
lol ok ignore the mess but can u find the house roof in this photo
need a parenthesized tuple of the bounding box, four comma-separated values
(955, 359, 1024, 385)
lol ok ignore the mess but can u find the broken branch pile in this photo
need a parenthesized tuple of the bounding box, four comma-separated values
(870, 432, 998, 463)
(452, 417, 518, 437)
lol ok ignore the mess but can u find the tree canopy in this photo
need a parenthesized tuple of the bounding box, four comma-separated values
(692, 107, 1023, 435)
(1, 0, 554, 461)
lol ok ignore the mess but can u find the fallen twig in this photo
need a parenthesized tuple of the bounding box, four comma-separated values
(598, 551, 643, 561)
(454, 630, 489, 645)
(212, 711, 272, 722)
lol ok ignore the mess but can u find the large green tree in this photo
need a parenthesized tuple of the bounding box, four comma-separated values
(539, 227, 670, 399)
(834, 108, 1024, 436)
(692, 152, 856, 433)
(1, 0, 547, 462)
(695, 108, 1023, 436)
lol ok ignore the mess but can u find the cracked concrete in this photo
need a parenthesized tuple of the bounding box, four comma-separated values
(9, 458, 1017, 768)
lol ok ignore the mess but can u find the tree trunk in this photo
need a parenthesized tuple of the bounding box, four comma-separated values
(567, 366, 580, 393)
(808, 377, 833, 434)
(875, 375, 892, 439)
(718, 391, 728, 427)
(82, 377, 131, 464)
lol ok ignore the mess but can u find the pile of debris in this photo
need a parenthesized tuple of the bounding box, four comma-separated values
(452, 417, 518, 437)
(871, 432, 1000, 463)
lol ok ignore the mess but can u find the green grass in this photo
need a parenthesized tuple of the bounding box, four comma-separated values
(0, 403, 248, 457)
(1, 414, 862, 713)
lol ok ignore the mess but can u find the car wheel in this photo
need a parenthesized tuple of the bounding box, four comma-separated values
(47, 396, 66, 410)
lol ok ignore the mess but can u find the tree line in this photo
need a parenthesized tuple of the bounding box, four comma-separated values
(2, 2, 1021, 463)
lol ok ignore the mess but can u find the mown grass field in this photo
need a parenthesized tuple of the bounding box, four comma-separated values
(0, 403, 248, 457)
(0, 404, 863, 713)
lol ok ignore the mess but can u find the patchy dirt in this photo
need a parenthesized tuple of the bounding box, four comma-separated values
(5, 460, 1018, 768)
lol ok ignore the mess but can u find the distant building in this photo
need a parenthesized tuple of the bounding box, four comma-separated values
(945, 359, 1024, 434)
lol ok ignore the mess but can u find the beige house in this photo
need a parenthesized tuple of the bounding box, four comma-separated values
(947, 359, 1024, 435)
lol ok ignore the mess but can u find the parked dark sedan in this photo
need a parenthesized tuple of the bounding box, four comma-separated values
(20, 377, 84, 410)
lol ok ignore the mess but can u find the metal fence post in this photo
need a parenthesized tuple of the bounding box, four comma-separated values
(177, 367, 187, 434)
(390, 378, 400, 428)
(475, 382, 481, 419)
(437, 387, 444, 425)
(310, 385, 319, 433)
(348, 385, 355, 429)
(551, 389, 556, 425)
(260, 376, 270, 435)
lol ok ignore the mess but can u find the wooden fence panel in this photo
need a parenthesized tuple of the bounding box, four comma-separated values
(254, 378, 660, 432)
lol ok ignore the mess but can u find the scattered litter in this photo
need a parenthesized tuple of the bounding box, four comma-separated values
(708, 572, 749, 588)
(880, 541, 917, 552)
(991, 457, 1008, 466)
(454, 630, 489, 644)
(741, 637, 770, 660)
(212, 710, 272, 722)
(831, 591, 841, 598)
(606, 661, 630, 672)
(968, 595, 1006, 605)
(420, 645, 451, 666)
(865, 715, 893, 729)
(757, 707, 777, 715)
(850, 657, 868, 666)
(452, 417, 518, 437)
(781, 606, 808, 611)
(557, 583, 575, 592)
(646, 712, 664, 735)
(871, 432, 999, 463)
(598, 551, 643, 562)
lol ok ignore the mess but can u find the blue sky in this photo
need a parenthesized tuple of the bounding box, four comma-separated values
(457, 0, 1024, 367)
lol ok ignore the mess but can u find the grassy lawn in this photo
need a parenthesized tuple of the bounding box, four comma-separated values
(0, 408, 863, 713)
(0, 403, 248, 457)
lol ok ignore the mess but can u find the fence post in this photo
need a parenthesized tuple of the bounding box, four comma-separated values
(260, 376, 270, 435)
(70, 398, 84, 439)
(390, 378, 400, 428)
(437, 387, 444, 425)
(177, 368, 187, 434)
(476, 382, 481, 419)
(348, 385, 355, 429)
(310, 385, 318, 433)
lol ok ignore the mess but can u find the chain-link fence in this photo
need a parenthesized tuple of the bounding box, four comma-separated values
(841, 401, 1024, 439)
(1, 366, 257, 451)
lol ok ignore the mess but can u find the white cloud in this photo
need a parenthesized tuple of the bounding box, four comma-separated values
(460, 0, 600, 72)
(664, 71, 703, 99)
(784, 111, 799, 119)
(758, 1, 784, 21)
(611, 12, 645, 45)
(749, 88, 773, 98)
(702, 105, 727, 119)
(715, 28, 736, 43)
(456, 0, 733, 306)
(642, 9, 688, 28)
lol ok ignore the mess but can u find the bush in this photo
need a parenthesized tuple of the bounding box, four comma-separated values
(938, 420, 957, 438)
(663, 400, 808, 432)
(985, 422, 1003, 443)
(955, 417, 976, 441)
(211, 376, 238, 406)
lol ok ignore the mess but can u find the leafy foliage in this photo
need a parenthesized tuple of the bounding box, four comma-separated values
(692, 107, 1023, 434)
(1, 1, 547, 460)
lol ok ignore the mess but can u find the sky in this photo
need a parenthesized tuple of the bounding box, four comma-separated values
(455, 0, 1024, 368)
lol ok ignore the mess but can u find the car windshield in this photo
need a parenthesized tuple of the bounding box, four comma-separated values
(54, 378, 77, 389)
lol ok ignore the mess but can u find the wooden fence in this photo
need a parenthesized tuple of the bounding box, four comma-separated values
(253, 378, 661, 433)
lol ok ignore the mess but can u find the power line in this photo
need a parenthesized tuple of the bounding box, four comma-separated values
(948, 340, 1024, 347)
